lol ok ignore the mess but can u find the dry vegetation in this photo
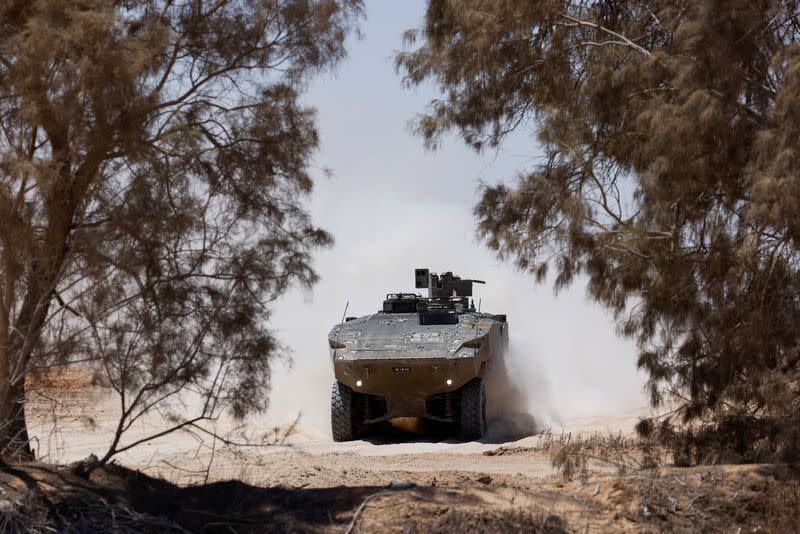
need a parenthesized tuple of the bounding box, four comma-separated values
(2, 454, 799, 533)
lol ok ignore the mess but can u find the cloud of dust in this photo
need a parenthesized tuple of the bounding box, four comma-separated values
(485, 338, 562, 441)
(256, 340, 335, 442)
(259, 213, 649, 441)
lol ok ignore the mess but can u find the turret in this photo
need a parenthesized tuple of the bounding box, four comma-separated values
(412, 268, 485, 325)
(414, 268, 485, 298)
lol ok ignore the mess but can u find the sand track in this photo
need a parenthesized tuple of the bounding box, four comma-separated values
(18, 370, 798, 532)
(25, 373, 639, 483)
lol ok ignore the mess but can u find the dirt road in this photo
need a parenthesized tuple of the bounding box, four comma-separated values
(20, 369, 797, 532)
(25, 369, 640, 483)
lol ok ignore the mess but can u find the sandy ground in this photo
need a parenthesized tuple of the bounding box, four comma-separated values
(19, 368, 799, 532)
(25, 368, 645, 485)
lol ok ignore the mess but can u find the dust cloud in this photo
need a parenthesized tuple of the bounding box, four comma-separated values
(484, 339, 560, 442)
(257, 348, 335, 442)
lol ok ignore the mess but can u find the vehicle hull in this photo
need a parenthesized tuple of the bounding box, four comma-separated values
(331, 313, 507, 420)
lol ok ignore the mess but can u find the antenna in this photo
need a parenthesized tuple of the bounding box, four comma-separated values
(333, 301, 349, 359)
(473, 298, 482, 341)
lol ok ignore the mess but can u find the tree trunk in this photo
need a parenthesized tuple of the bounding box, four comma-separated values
(0, 378, 33, 461)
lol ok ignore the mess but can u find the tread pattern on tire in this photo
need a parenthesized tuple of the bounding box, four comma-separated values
(331, 380, 354, 442)
(460, 377, 486, 440)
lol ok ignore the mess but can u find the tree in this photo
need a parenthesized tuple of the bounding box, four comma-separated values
(0, 0, 362, 461)
(398, 0, 800, 462)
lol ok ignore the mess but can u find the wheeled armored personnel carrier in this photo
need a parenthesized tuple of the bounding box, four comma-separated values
(329, 269, 508, 441)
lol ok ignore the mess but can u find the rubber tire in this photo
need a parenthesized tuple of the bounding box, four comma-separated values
(459, 377, 486, 440)
(331, 380, 355, 442)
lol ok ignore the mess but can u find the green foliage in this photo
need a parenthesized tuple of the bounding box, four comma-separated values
(399, 0, 800, 462)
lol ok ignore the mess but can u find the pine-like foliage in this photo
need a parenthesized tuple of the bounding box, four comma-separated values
(0, 0, 362, 460)
(398, 0, 800, 463)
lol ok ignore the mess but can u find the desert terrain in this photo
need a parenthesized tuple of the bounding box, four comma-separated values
(0, 367, 793, 532)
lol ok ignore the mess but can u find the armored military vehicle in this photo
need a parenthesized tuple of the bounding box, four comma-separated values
(329, 268, 508, 441)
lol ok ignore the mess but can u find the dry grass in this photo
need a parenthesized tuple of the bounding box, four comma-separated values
(412, 508, 568, 534)
(543, 431, 665, 480)
(631, 466, 800, 533)
(485, 429, 667, 480)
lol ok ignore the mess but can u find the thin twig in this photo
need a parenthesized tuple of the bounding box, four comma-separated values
(561, 13, 651, 56)
(344, 491, 394, 534)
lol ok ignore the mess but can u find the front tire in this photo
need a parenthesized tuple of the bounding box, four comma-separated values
(460, 378, 486, 440)
(331, 380, 354, 442)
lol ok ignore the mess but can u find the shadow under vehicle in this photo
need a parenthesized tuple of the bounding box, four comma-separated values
(329, 268, 508, 441)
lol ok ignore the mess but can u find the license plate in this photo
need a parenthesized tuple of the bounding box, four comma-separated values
(392, 366, 411, 373)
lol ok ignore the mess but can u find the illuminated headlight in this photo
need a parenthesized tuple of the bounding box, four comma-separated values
(446, 379, 453, 386)
(356, 380, 363, 387)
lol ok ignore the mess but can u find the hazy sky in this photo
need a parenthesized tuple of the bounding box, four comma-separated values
(265, 1, 648, 436)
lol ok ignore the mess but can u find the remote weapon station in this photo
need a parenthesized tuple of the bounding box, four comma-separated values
(329, 269, 508, 441)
